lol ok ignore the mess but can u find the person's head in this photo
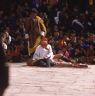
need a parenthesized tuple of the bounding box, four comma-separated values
(53, 32, 59, 37)
(54, 25, 58, 31)
(40, 37, 48, 48)
(30, 8, 38, 19)
(0, 10, 4, 17)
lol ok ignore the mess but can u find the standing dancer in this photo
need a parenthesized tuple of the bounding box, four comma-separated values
(24, 8, 47, 56)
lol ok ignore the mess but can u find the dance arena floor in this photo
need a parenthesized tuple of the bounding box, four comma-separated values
(4, 63, 95, 96)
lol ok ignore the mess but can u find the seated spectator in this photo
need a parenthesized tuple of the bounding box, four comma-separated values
(86, 44, 95, 64)
(58, 45, 69, 58)
(31, 37, 54, 67)
(7, 42, 21, 62)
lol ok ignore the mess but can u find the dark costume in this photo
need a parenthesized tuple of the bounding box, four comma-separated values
(0, 42, 9, 96)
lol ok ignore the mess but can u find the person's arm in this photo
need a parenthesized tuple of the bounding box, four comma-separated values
(45, 45, 54, 59)
(32, 46, 40, 60)
(40, 20, 47, 34)
(36, 16, 47, 36)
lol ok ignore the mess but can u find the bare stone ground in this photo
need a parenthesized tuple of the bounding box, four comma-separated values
(4, 63, 95, 96)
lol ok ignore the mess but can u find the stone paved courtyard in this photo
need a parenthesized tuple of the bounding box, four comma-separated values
(4, 63, 95, 96)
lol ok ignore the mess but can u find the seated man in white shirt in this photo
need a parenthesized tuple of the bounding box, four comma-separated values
(32, 37, 54, 67)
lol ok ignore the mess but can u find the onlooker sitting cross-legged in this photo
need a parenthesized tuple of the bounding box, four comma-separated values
(31, 37, 54, 67)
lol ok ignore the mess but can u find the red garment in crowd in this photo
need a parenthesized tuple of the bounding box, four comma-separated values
(56, 39, 64, 49)
(58, 50, 70, 58)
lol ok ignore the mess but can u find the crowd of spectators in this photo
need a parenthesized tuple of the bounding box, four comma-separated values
(0, 0, 95, 64)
